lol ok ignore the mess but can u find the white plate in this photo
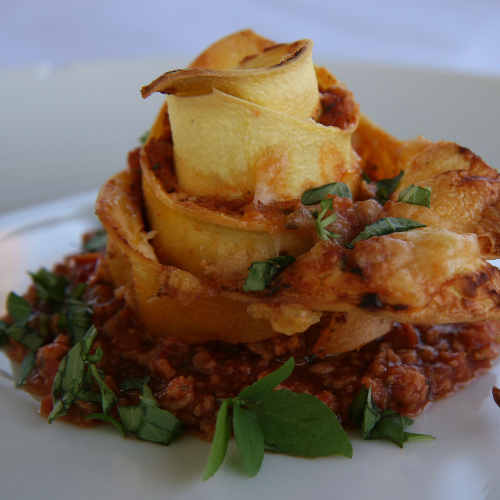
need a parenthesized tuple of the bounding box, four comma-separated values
(1, 61, 500, 500)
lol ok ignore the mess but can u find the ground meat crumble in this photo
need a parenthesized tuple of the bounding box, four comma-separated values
(4, 249, 500, 441)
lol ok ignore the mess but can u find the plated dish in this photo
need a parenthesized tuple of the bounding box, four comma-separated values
(0, 31, 500, 500)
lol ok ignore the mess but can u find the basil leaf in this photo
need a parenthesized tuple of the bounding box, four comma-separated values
(243, 256, 295, 292)
(347, 217, 426, 248)
(76, 390, 102, 403)
(376, 170, 404, 204)
(0, 320, 9, 346)
(398, 185, 431, 208)
(84, 412, 127, 437)
(83, 230, 107, 252)
(7, 292, 32, 327)
(315, 198, 342, 242)
(120, 376, 151, 392)
(118, 406, 144, 433)
(348, 385, 381, 438)
(69, 283, 87, 300)
(67, 298, 93, 345)
(16, 350, 36, 387)
(232, 403, 265, 477)
(238, 358, 295, 401)
(6, 325, 44, 351)
(368, 411, 406, 448)
(88, 363, 117, 415)
(403, 432, 436, 443)
(135, 404, 183, 445)
(138, 130, 150, 144)
(301, 182, 352, 205)
(203, 399, 232, 481)
(29, 268, 69, 312)
(247, 390, 352, 458)
(48, 326, 98, 423)
(362, 172, 373, 183)
(264, 442, 283, 453)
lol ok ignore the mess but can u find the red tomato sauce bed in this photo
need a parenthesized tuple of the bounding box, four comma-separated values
(5, 249, 500, 440)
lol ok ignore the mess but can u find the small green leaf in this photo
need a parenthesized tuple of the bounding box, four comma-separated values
(232, 404, 265, 477)
(29, 269, 69, 311)
(134, 404, 183, 445)
(376, 170, 404, 204)
(0, 320, 9, 346)
(119, 376, 151, 392)
(301, 182, 352, 205)
(398, 185, 431, 208)
(76, 390, 102, 403)
(368, 411, 406, 448)
(83, 230, 108, 252)
(403, 432, 436, 443)
(118, 405, 144, 433)
(69, 283, 87, 300)
(203, 399, 232, 481)
(138, 130, 150, 144)
(247, 390, 352, 458)
(315, 198, 342, 242)
(16, 350, 36, 387)
(238, 358, 295, 401)
(243, 256, 295, 292)
(6, 325, 44, 351)
(88, 363, 117, 415)
(362, 172, 373, 183)
(347, 217, 426, 248)
(84, 412, 127, 437)
(7, 292, 32, 327)
(67, 298, 93, 345)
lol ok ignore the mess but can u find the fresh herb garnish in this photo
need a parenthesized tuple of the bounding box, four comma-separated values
(203, 358, 352, 480)
(7, 292, 32, 326)
(138, 130, 150, 144)
(243, 256, 295, 292)
(84, 413, 127, 437)
(16, 350, 36, 387)
(346, 217, 426, 248)
(301, 182, 352, 205)
(29, 268, 69, 313)
(66, 298, 92, 345)
(82, 229, 107, 252)
(315, 198, 342, 242)
(398, 185, 432, 208)
(348, 386, 435, 447)
(376, 170, 404, 205)
(118, 382, 183, 445)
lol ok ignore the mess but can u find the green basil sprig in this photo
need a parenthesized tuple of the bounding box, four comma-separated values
(315, 198, 342, 242)
(346, 217, 426, 248)
(398, 185, 432, 208)
(301, 182, 352, 205)
(82, 229, 108, 252)
(29, 268, 69, 312)
(118, 382, 183, 445)
(203, 358, 352, 480)
(348, 385, 435, 447)
(243, 256, 295, 292)
(376, 170, 404, 205)
(48, 326, 116, 422)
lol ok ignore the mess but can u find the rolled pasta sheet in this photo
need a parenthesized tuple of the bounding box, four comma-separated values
(165, 89, 358, 202)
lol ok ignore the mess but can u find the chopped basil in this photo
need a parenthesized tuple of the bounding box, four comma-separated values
(348, 385, 435, 447)
(0, 320, 9, 346)
(362, 172, 373, 183)
(376, 170, 404, 205)
(118, 383, 183, 445)
(120, 376, 151, 392)
(203, 358, 352, 479)
(346, 217, 426, 248)
(398, 185, 432, 208)
(301, 182, 352, 205)
(138, 130, 150, 144)
(83, 230, 107, 252)
(243, 256, 295, 292)
(16, 350, 36, 387)
(203, 399, 232, 481)
(49, 326, 99, 423)
(29, 268, 69, 312)
(315, 198, 342, 242)
(7, 292, 32, 327)
(88, 363, 117, 415)
(84, 413, 127, 437)
(66, 298, 92, 345)
(6, 325, 44, 351)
